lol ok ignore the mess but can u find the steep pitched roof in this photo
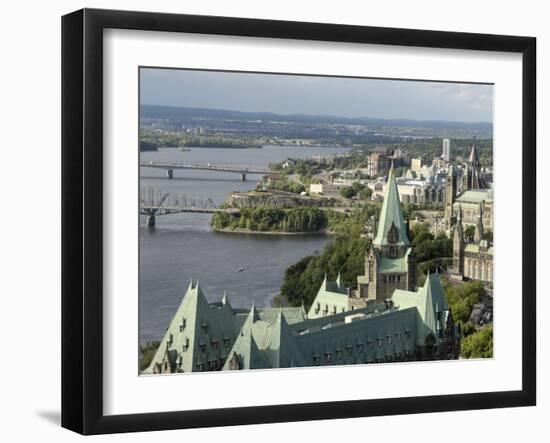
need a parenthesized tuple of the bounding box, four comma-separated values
(468, 140, 481, 165)
(373, 167, 410, 247)
(261, 311, 307, 368)
(391, 273, 449, 346)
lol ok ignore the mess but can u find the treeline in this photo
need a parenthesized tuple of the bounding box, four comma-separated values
(181, 136, 261, 149)
(264, 177, 305, 194)
(211, 207, 328, 233)
(139, 130, 261, 149)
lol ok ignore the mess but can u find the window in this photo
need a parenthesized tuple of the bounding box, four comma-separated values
(208, 360, 218, 370)
(183, 337, 189, 351)
(211, 339, 219, 350)
(387, 335, 392, 344)
(377, 338, 383, 347)
(199, 343, 206, 353)
(346, 345, 353, 356)
(356, 343, 364, 353)
(223, 337, 231, 349)
(313, 354, 320, 366)
(325, 352, 332, 363)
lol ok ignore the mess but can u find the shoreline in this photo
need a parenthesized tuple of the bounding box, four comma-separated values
(212, 226, 335, 236)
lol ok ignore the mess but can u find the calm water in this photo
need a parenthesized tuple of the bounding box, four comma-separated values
(139, 145, 350, 344)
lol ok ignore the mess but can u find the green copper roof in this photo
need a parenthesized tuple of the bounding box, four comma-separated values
(465, 244, 494, 255)
(456, 189, 493, 204)
(378, 254, 409, 274)
(373, 167, 410, 247)
(307, 276, 350, 318)
(391, 273, 449, 346)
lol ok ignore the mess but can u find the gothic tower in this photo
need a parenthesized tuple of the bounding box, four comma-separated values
(474, 202, 484, 243)
(453, 204, 465, 274)
(445, 165, 457, 222)
(357, 166, 415, 303)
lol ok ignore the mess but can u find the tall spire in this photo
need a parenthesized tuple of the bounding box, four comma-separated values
(474, 202, 484, 243)
(468, 137, 480, 165)
(373, 167, 409, 247)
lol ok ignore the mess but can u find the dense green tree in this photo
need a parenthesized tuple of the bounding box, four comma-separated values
(461, 324, 493, 358)
(139, 341, 160, 372)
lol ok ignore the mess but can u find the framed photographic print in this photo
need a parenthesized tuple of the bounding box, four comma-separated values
(61, 8, 536, 435)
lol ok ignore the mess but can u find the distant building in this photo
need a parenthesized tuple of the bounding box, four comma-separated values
(411, 158, 423, 173)
(442, 138, 451, 162)
(368, 150, 391, 177)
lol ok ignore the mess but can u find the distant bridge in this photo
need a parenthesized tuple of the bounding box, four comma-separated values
(140, 189, 238, 226)
(140, 161, 277, 181)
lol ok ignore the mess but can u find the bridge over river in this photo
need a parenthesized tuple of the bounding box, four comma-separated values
(140, 161, 277, 181)
(140, 189, 238, 227)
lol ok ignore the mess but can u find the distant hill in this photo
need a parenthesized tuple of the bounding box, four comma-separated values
(140, 104, 493, 131)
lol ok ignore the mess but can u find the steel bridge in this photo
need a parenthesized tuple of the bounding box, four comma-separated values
(140, 189, 237, 227)
(140, 161, 276, 181)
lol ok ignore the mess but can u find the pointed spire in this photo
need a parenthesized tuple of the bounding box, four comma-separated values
(468, 137, 480, 164)
(221, 291, 232, 309)
(321, 273, 328, 290)
(373, 166, 409, 247)
(336, 272, 342, 288)
(247, 302, 260, 323)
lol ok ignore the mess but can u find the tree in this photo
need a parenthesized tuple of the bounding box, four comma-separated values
(340, 186, 356, 199)
(359, 187, 373, 200)
(461, 324, 493, 358)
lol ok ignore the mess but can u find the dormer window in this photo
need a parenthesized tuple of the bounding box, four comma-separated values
(387, 222, 398, 244)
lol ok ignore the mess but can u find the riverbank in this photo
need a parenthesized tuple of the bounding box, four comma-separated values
(212, 226, 335, 236)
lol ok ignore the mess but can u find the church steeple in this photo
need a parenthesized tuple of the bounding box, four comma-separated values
(373, 166, 409, 248)
(465, 137, 487, 190)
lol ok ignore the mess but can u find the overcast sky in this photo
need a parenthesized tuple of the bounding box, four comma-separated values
(140, 68, 493, 123)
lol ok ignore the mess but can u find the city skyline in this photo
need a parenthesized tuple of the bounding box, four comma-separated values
(140, 68, 494, 124)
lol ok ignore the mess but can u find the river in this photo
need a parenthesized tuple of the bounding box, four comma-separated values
(139, 145, 350, 344)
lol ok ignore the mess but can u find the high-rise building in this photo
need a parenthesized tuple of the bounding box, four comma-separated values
(442, 138, 451, 162)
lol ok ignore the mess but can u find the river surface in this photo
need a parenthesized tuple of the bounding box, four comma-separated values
(139, 145, 350, 344)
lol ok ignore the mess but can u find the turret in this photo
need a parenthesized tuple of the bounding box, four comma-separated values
(453, 204, 465, 274)
(474, 202, 484, 243)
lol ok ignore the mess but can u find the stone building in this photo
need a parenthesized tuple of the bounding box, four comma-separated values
(451, 204, 494, 283)
(144, 273, 461, 374)
(462, 138, 487, 190)
(445, 139, 493, 231)
(355, 166, 417, 304)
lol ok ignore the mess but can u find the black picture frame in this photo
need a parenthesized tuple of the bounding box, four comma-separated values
(61, 8, 537, 435)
